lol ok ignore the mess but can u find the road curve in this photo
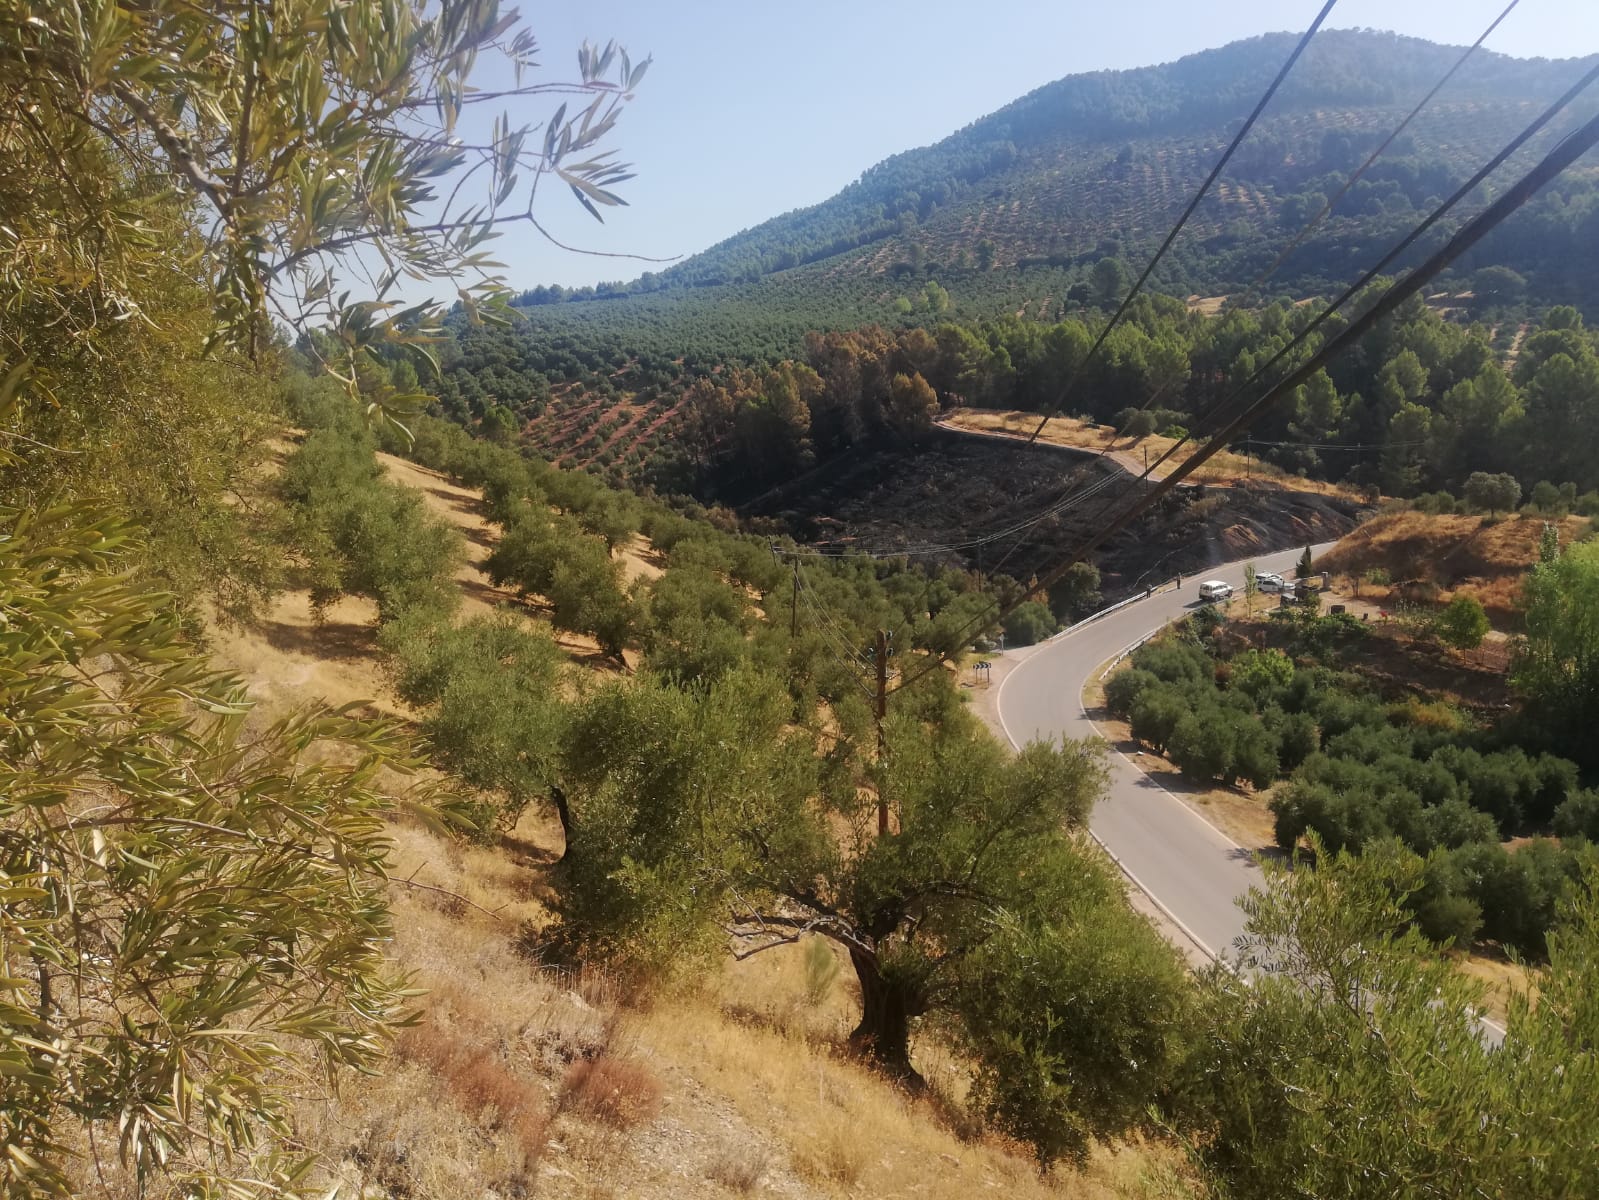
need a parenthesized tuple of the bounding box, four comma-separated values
(994, 544, 1337, 962)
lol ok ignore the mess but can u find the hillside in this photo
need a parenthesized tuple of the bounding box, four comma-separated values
(744, 426, 1365, 595)
(1318, 508, 1594, 622)
(210, 430, 1197, 1200)
(432, 31, 1599, 509)
(15, 7, 1599, 1197)
(507, 30, 1599, 359)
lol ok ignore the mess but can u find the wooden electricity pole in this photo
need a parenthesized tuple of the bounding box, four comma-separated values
(875, 629, 890, 835)
(790, 559, 800, 639)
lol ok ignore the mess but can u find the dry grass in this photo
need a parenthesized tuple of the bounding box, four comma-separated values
(1318, 509, 1592, 624)
(1457, 952, 1537, 1027)
(941, 407, 1363, 500)
(706, 1145, 769, 1192)
(560, 1055, 665, 1129)
(199, 433, 1205, 1200)
(640, 993, 1198, 1200)
(302, 808, 1201, 1199)
(396, 1022, 551, 1158)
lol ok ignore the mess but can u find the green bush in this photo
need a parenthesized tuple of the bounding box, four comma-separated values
(1130, 687, 1191, 755)
(1003, 600, 1059, 647)
(384, 613, 567, 837)
(644, 566, 752, 682)
(1104, 667, 1159, 719)
(1131, 640, 1211, 685)
(280, 427, 462, 621)
(1435, 593, 1489, 649)
(1555, 789, 1599, 841)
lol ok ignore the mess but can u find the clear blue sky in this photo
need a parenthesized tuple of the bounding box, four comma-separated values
(487, 1, 1599, 289)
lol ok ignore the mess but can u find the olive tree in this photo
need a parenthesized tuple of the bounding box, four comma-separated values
(1190, 837, 1599, 1197)
(551, 669, 1196, 1165)
(1513, 539, 1599, 765)
(1, 0, 651, 414)
(0, 508, 454, 1197)
(1436, 593, 1490, 650)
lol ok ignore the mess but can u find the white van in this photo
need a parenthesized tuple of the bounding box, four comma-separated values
(1198, 580, 1234, 602)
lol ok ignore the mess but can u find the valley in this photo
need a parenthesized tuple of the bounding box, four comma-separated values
(6, 7, 1599, 1199)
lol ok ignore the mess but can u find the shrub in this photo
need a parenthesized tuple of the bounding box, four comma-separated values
(1269, 709, 1321, 771)
(1132, 640, 1211, 685)
(1555, 789, 1599, 840)
(384, 615, 568, 837)
(1410, 850, 1484, 947)
(1413, 490, 1458, 515)
(1003, 600, 1058, 647)
(1104, 667, 1159, 718)
(559, 1055, 664, 1128)
(1118, 407, 1159, 438)
(1435, 594, 1489, 650)
(1231, 717, 1282, 790)
(707, 1148, 768, 1193)
(1168, 708, 1235, 783)
(1528, 480, 1570, 517)
(1451, 839, 1576, 957)
(644, 566, 751, 683)
(1131, 686, 1189, 754)
(1463, 471, 1520, 515)
(1231, 648, 1295, 699)
(396, 1024, 550, 1159)
(281, 427, 463, 620)
(545, 538, 643, 659)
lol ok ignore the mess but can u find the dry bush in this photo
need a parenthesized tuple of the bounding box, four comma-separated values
(395, 1022, 549, 1159)
(517, 970, 623, 1071)
(796, 1113, 871, 1186)
(559, 1054, 664, 1129)
(706, 1145, 768, 1192)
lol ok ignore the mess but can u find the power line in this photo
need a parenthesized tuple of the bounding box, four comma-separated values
(1237, 0, 1522, 304)
(1098, 0, 1524, 459)
(891, 101, 1599, 699)
(793, 558, 877, 702)
(785, 33, 1599, 699)
(1140, 55, 1599, 487)
(770, 463, 1130, 562)
(1022, 0, 1340, 448)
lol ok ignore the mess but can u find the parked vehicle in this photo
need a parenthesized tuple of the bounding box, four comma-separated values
(1198, 580, 1234, 602)
(1256, 572, 1287, 592)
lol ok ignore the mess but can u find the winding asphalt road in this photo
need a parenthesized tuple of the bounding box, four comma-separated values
(994, 543, 1337, 963)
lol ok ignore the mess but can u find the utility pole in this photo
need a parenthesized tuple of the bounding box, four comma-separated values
(790, 559, 800, 639)
(875, 629, 890, 836)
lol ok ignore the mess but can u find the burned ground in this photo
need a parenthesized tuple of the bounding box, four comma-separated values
(744, 428, 1368, 600)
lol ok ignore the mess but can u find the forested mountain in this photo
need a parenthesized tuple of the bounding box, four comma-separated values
(506, 30, 1599, 356)
(426, 31, 1599, 512)
(643, 32, 1595, 291)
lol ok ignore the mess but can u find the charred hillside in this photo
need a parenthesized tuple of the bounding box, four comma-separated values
(745, 428, 1367, 598)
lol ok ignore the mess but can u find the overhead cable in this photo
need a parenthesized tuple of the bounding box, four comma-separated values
(1022, 0, 1341, 447)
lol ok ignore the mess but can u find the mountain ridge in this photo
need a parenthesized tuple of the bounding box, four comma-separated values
(514, 30, 1597, 311)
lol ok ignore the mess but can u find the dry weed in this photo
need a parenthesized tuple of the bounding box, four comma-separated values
(395, 1023, 549, 1159)
(706, 1145, 768, 1192)
(559, 1054, 664, 1129)
(796, 1112, 872, 1185)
